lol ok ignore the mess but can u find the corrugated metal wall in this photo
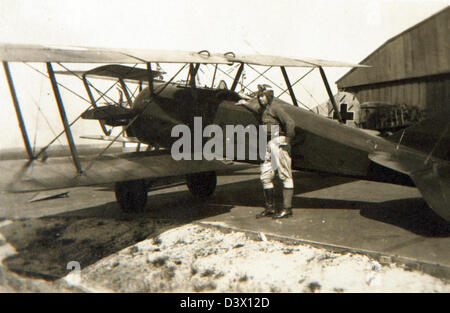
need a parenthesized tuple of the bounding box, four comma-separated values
(336, 7, 450, 114)
(346, 74, 450, 113)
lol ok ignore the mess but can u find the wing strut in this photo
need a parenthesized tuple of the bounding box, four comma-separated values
(319, 66, 343, 123)
(245, 64, 314, 111)
(277, 68, 314, 98)
(82, 74, 111, 136)
(46, 62, 83, 174)
(56, 62, 121, 106)
(243, 66, 272, 91)
(119, 78, 133, 106)
(188, 63, 200, 89)
(231, 63, 244, 92)
(146, 62, 154, 93)
(2, 61, 34, 160)
(210, 64, 218, 88)
(83, 63, 188, 173)
(280, 66, 299, 107)
(188, 63, 202, 117)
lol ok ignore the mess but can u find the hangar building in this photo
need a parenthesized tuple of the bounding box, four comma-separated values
(333, 6, 449, 132)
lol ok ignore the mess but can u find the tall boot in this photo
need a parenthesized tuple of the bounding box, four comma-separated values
(256, 188, 275, 218)
(273, 188, 293, 219)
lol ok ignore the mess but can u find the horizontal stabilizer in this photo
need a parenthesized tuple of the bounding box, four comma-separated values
(369, 150, 427, 176)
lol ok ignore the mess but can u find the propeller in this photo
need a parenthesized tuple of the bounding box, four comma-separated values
(115, 87, 138, 142)
(117, 88, 124, 107)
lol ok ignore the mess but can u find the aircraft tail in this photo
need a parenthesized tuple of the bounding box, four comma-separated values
(370, 109, 450, 221)
(386, 108, 449, 161)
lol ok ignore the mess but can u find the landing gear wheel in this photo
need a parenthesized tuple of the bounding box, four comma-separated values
(115, 179, 148, 213)
(186, 171, 217, 198)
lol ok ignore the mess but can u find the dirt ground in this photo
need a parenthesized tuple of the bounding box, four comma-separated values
(75, 224, 449, 293)
(0, 172, 448, 293)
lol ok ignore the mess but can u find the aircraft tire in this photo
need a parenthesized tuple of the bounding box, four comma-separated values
(115, 179, 148, 213)
(186, 171, 217, 198)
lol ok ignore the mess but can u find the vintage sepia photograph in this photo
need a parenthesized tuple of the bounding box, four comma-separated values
(0, 0, 448, 299)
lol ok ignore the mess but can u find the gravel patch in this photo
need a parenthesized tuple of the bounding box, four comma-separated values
(79, 224, 450, 292)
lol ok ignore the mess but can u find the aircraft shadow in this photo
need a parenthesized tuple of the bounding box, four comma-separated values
(212, 171, 356, 208)
(0, 196, 232, 281)
(210, 173, 450, 237)
(359, 199, 450, 237)
(111, 171, 450, 237)
(89, 171, 444, 238)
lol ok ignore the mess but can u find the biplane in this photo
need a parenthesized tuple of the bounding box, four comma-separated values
(0, 43, 448, 221)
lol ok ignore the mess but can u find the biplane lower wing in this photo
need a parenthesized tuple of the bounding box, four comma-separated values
(3, 150, 252, 193)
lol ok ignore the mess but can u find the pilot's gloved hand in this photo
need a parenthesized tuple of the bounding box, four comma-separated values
(238, 91, 252, 100)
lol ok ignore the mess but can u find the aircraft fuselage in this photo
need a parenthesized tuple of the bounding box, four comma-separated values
(129, 84, 414, 187)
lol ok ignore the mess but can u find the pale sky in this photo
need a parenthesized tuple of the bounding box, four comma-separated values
(0, 0, 448, 149)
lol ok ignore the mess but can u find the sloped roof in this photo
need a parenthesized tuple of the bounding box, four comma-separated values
(337, 6, 450, 88)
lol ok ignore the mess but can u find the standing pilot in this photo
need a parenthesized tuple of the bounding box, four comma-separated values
(237, 84, 295, 219)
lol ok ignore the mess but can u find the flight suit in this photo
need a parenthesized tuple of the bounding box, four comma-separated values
(257, 98, 295, 219)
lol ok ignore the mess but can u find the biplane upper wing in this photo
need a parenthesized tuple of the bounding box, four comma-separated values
(0, 43, 368, 67)
(225, 53, 369, 68)
(0, 43, 233, 64)
(0, 44, 138, 63)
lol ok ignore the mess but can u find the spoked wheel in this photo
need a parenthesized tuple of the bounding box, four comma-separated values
(115, 179, 148, 213)
(186, 171, 217, 198)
